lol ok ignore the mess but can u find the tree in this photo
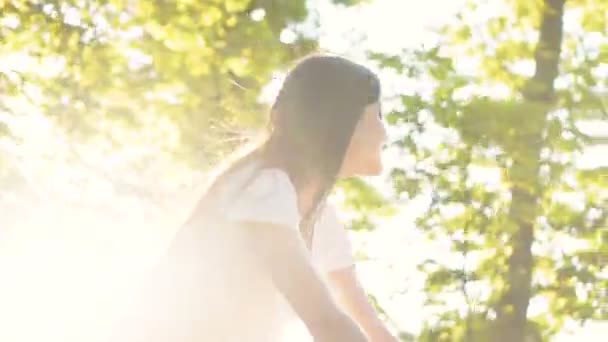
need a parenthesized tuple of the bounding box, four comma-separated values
(494, 1, 567, 340)
(371, 0, 607, 339)
(0, 0, 320, 165)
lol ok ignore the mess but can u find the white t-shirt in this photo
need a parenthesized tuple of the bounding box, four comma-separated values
(208, 162, 355, 341)
(113, 162, 354, 342)
(216, 163, 354, 273)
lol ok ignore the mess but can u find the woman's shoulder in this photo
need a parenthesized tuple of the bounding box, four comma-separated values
(240, 167, 296, 201)
(217, 161, 296, 201)
(215, 164, 301, 228)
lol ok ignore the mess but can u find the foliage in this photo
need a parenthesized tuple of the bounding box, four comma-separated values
(371, 0, 608, 339)
(0, 0, 319, 168)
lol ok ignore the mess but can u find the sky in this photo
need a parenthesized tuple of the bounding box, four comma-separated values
(313, 0, 464, 53)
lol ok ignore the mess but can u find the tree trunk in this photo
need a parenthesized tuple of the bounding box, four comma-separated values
(495, 1, 566, 341)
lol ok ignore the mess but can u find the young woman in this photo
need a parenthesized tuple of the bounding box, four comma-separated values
(110, 54, 397, 342)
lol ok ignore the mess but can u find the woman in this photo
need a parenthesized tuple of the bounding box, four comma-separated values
(110, 54, 396, 342)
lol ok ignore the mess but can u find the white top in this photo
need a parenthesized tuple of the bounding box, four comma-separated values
(180, 162, 353, 341)
(215, 163, 354, 273)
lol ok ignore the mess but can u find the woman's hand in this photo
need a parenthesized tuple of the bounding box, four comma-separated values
(326, 266, 399, 342)
(313, 310, 369, 342)
(365, 324, 400, 342)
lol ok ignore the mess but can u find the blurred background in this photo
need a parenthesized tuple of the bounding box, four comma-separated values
(0, 0, 606, 341)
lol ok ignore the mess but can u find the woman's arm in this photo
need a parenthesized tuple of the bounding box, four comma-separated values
(326, 266, 399, 342)
(245, 223, 368, 342)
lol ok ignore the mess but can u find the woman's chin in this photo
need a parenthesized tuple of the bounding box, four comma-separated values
(357, 163, 384, 177)
(339, 159, 384, 178)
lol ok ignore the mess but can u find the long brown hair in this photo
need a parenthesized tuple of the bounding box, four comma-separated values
(188, 54, 381, 238)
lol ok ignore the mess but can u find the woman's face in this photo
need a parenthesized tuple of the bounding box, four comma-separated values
(340, 101, 387, 177)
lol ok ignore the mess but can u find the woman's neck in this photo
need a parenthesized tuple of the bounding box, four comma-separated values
(296, 182, 321, 217)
